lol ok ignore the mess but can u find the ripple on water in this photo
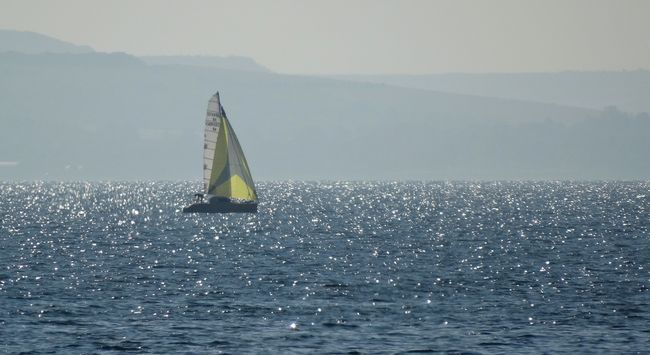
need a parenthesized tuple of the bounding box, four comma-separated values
(0, 181, 649, 353)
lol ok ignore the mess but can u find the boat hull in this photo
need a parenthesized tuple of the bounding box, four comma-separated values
(182, 201, 257, 213)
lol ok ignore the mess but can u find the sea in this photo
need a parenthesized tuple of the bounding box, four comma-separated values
(1, 181, 649, 354)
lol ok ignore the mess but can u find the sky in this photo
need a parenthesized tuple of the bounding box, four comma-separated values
(1, 0, 649, 74)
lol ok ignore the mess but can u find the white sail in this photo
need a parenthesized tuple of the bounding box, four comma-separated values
(202, 93, 224, 192)
(202, 92, 257, 201)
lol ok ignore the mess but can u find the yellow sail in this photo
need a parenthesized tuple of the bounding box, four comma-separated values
(205, 100, 257, 201)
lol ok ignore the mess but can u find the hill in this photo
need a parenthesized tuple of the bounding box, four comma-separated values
(0, 29, 94, 54)
(1, 52, 649, 181)
(336, 71, 650, 114)
(140, 55, 270, 73)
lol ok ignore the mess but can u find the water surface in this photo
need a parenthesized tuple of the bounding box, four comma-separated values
(1, 182, 649, 353)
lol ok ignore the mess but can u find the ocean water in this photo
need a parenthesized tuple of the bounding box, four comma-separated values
(1, 181, 649, 354)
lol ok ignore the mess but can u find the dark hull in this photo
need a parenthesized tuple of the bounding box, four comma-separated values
(183, 201, 257, 213)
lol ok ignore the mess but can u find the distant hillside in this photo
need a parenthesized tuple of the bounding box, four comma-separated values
(1, 52, 649, 181)
(336, 71, 650, 114)
(141, 55, 270, 73)
(0, 29, 94, 54)
(0, 51, 142, 67)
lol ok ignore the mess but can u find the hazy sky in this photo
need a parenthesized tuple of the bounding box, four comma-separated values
(1, 0, 649, 74)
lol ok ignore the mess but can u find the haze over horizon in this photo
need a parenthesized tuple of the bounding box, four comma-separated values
(2, 1, 650, 181)
(1, 0, 649, 75)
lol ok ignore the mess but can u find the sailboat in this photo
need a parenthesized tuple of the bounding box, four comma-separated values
(183, 92, 258, 213)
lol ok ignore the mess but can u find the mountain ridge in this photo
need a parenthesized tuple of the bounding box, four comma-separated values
(2, 51, 650, 181)
(1, 31, 649, 180)
(141, 55, 270, 73)
(0, 29, 94, 54)
(334, 71, 650, 114)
